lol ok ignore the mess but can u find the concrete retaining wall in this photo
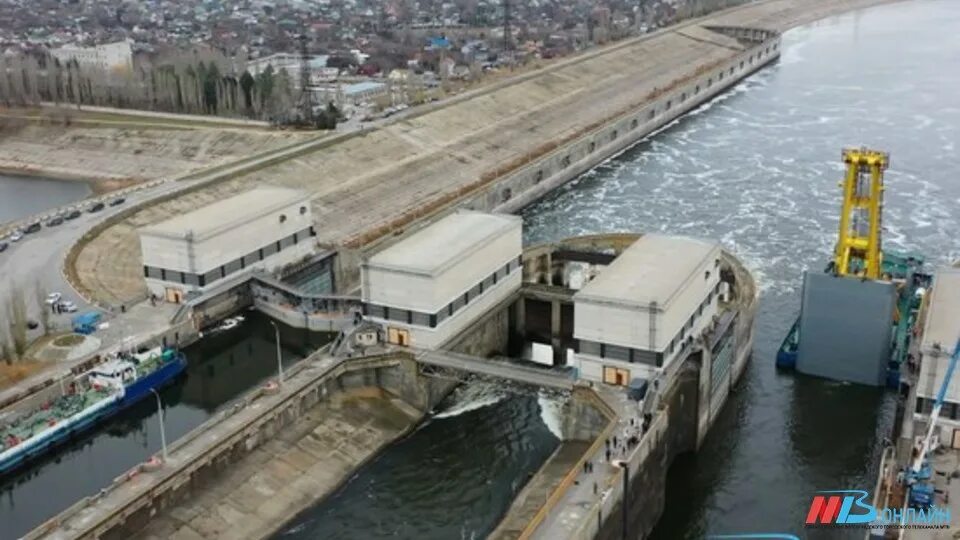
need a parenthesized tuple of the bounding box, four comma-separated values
(28, 352, 455, 540)
(469, 31, 781, 216)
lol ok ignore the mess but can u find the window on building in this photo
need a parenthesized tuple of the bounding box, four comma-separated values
(606, 344, 630, 362)
(535, 169, 544, 183)
(561, 155, 571, 168)
(279, 214, 287, 224)
(611, 130, 618, 140)
(666, 100, 672, 110)
(300, 206, 307, 215)
(580, 340, 601, 357)
(631, 118, 638, 129)
(695, 85, 700, 94)
(648, 109, 655, 120)
(502, 188, 512, 202)
(412, 311, 431, 327)
(681, 92, 686, 101)
(589, 141, 596, 153)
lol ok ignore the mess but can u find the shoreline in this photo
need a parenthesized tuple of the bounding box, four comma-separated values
(0, 166, 141, 196)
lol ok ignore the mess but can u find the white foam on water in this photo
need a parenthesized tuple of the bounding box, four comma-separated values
(537, 390, 565, 440)
(432, 383, 507, 419)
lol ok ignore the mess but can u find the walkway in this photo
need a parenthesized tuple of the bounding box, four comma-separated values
(414, 349, 575, 390)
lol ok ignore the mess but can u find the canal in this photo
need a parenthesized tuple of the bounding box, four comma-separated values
(0, 312, 331, 540)
(522, 0, 960, 537)
(0, 174, 91, 225)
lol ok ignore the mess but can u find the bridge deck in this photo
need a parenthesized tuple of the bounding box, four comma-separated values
(414, 349, 575, 390)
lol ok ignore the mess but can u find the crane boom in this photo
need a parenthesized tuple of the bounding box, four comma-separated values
(912, 338, 960, 473)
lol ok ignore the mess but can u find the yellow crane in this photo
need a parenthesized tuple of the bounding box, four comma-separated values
(834, 147, 889, 279)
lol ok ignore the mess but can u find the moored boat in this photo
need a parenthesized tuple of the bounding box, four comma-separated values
(0, 347, 187, 476)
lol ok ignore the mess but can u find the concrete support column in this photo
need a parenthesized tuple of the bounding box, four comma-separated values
(513, 297, 526, 341)
(551, 299, 562, 364)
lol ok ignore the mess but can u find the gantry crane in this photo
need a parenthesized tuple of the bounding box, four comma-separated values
(834, 148, 889, 279)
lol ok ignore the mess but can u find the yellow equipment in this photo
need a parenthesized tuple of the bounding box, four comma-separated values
(834, 147, 889, 279)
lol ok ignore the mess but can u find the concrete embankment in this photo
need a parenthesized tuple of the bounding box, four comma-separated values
(138, 390, 419, 540)
(28, 351, 456, 540)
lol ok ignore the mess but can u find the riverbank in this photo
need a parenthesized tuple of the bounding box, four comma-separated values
(0, 167, 138, 195)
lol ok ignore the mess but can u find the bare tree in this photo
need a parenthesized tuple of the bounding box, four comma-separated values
(5, 283, 29, 359)
(34, 281, 49, 336)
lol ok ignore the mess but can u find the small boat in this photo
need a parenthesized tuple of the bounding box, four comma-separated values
(0, 347, 187, 476)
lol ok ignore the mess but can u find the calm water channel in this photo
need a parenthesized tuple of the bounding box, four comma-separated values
(0, 174, 91, 224)
(1, 313, 330, 539)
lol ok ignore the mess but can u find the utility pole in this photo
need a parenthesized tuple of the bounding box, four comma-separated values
(270, 321, 284, 385)
(149, 388, 168, 463)
(502, 0, 511, 54)
(297, 34, 315, 126)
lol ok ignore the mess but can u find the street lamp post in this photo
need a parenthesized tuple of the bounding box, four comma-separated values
(270, 321, 284, 385)
(613, 459, 629, 540)
(149, 388, 168, 463)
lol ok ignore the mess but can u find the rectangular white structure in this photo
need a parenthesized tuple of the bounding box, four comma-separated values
(573, 234, 722, 385)
(362, 210, 522, 349)
(139, 187, 314, 302)
(915, 268, 960, 440)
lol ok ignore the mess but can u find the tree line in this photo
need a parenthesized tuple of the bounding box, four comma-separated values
(0, 52, 305, 122)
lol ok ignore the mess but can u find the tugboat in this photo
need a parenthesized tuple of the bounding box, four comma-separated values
(0, 347, 187, 476)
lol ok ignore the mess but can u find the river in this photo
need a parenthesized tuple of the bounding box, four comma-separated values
(0, 175, 91, 225)
(522, 1, 960, 537)
(0, 313, 331, 540)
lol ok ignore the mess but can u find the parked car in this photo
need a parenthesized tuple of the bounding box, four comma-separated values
(109, 197, 125, 206)
(45, 292, 62, 305)
(10, 230, 23, 242)
(58, 300, 78, 313)
(46, 216, 64, 227)
(0, 241, 7, 253)
(88, 202, 105, 213)
(65, 209, 82, 220)
(24, 222, 41, 234)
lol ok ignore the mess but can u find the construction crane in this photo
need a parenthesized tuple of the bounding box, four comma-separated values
(834, 147, 889, 279)
(908, 338, 960, 507)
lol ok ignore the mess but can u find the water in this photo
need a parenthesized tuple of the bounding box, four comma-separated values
(0, 175, 91, 224)
(0, 312, 331, 539)
(521, 1, 960, 537)
(276, 383, 561, 540)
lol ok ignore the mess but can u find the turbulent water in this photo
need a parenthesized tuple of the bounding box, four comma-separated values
(276, 383, 561, 540)
(522, 1, 960, 537)
(0, 174, 91, 224)
(0, 313, 330, 540)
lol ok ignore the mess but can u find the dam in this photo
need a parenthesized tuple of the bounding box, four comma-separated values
(0, 0, 952, 537)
